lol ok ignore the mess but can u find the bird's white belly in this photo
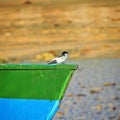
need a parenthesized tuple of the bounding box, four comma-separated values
(56, 55, 67, 63)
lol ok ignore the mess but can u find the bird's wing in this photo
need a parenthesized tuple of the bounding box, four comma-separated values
(47, 58, 57, 64)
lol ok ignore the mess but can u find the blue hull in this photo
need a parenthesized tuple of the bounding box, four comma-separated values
(0, 98, 60, 120)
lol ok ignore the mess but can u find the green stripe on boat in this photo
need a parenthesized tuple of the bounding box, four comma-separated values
(0, 64, 77, 70)
(0, 64, 77, 100)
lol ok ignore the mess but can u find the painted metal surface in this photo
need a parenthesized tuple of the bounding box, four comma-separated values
(0, 98, 60, 120)
(0, 64, 77, 70)
(0, 64, 77, 120)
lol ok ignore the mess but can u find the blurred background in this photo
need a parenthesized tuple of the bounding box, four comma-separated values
(0, 0, 120, 120)
(0, 0, 120, 63)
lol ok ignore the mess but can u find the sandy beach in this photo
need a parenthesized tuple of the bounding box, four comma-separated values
(0, 0, 120, 63)
(0, 1, 120, 119)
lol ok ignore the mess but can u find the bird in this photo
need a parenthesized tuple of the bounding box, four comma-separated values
(47, 51, 68, 64)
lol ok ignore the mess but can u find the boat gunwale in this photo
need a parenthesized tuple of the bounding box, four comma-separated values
(0, 64, 78, 70)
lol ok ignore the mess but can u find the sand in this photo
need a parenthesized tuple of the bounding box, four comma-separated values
(0, 0, 120, 63)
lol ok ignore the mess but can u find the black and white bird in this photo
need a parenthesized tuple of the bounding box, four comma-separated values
(47, 51, 68, 64)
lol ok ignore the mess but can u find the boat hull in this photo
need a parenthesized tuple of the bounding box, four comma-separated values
(0, 98, 59, 120)
(0, 64, 77, 120)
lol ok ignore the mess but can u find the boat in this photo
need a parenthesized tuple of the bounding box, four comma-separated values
(0, 64, 77, 120)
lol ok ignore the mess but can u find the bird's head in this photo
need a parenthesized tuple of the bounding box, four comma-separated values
(61, 51, 68, 56)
